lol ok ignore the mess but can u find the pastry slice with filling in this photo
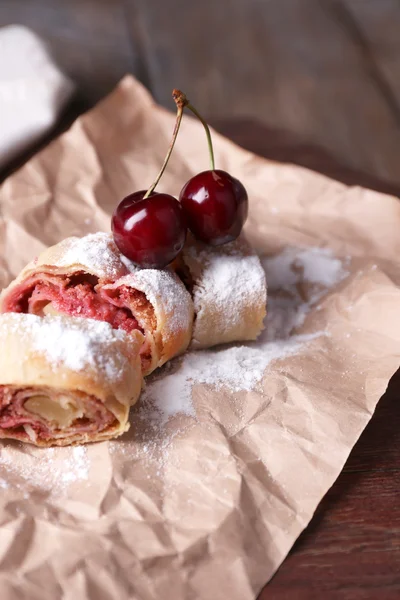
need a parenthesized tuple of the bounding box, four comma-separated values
(0, 232, 194, 375)
(172, 235, 267, 349)
(0, 313, 143, 446)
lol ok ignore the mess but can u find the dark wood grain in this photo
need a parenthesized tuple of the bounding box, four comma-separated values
(125, 0, 400, 186)
(1, 0, 400, 186)
(212, 118, 400, 199)
(343, 0, 400, 114)
(0, 1, 400, 598)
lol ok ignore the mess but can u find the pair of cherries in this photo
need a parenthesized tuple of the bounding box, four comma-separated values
(112, 90, 248, 269)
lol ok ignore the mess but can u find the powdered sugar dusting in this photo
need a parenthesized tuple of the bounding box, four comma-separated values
(57, 232, 125, 280)
(1, 313, 131, 381)
(262, 247, 349, 341)
(186, 242, 266, 336)
(130, 269, 193, 335)
(141, 246, 349, 426)
(142, 333, 318, 425)
(52, 233, 192, 337)
(0, 444, 89, 497)
(119, 253, 138, 273)
(59, 446, 88, 483)
(298, 248, 345, 286)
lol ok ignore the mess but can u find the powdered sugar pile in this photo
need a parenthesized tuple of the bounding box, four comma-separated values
(56, 232, 127, 280)
(262, 247, 349, 341)
(141, 246, 349, 425)
(141, 334, 318, 425)
(0, 445, 89, 496)
(2, 313, 131, 381)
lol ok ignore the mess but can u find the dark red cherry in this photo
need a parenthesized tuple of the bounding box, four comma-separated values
(179, 170, 248, 246)
(112, 190, 187, 269)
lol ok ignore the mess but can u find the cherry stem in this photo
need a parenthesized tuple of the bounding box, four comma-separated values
(173, 89, 216, 171)
(143, 99, 185, 199)
(185, 103, 215, 171)
(143, 89, 216, 199)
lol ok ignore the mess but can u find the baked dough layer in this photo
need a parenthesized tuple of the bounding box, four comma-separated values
(0, 233, 194, 375)
(0, 313, 143, 446)
(176, 235, 267, 349)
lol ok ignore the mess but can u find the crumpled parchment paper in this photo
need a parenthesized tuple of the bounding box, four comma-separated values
(0, 76, 399, 600)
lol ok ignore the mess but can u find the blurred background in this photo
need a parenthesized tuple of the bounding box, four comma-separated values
(0, 0, 399, 192)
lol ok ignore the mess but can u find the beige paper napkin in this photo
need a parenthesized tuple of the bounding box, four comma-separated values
(0, 77, 399, 600)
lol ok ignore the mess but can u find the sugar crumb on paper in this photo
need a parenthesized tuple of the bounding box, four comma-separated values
(0, 445, 89, 498)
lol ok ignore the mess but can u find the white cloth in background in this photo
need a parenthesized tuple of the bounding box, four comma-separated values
(0, 25, 74, 168)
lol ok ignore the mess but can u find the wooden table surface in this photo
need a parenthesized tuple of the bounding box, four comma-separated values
(1, 1, 400, 598)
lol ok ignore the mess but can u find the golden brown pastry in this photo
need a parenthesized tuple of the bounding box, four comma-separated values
(0, 233, 194, 375)
(0, 313, 143, 446)
(173, 235, 267, 349)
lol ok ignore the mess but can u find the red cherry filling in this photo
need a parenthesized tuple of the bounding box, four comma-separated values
(179, 169, 248, 245)
(112, 191, 186, 269)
